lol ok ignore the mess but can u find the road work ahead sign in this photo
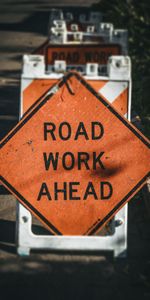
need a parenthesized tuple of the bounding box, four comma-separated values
(0, 72, 149, 235)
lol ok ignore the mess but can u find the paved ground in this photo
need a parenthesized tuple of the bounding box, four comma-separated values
(0, 1, 150, 299)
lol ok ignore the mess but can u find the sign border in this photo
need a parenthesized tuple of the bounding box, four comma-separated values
(0, 72, 149, 235)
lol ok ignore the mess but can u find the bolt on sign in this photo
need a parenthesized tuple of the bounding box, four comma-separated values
(46, 44, 121, 70)
(0, 72, 149, 235)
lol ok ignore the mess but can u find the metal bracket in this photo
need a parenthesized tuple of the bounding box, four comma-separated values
(108, 56, 131, 80)
(22, 55, 45, 77)
(86, 63, 99, 76)
(16, 203, 127, 257)
(48, 9, 127, 51)
(54, 60, 66, 73)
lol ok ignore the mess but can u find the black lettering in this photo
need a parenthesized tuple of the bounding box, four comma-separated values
(43, 152, 59, 170)
(94, 52, 99, 61)
(62, 152, 75, 170)
(83, 181, 98, 200)
(37, 182, 51, 201)
(69, 182, 80, 200)
(85, 52, 92, 62)
(73, 52, 79, 63)
(92, 122, 104, 140)
(101, 182, 113, 199)
(93, 152, 105, 170)
(67, 52, 72, 63)
(59, 122, 71, 140)
(78, 152, 90, 170)
(59, 52, 65, 60)
(75, 122, 89, 140)
(52, 52, 58, 62)
(44, 122, 56, 141)
(54, 182, 67, 200)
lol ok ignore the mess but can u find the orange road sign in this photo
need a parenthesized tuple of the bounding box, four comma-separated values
(0, 72, 149, 235)
(46, 44, 121, 66)
(23, 79, 128, 118)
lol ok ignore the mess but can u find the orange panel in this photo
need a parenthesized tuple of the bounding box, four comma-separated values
(23, 79, 107, 116)
(0, 72, 149, 235)
(46, 44, 121, 66)
(23, 79, 57, 115)
(23, 79, 128, 120)
(112, 89, 128, 116)
(90, 81, 128, 116)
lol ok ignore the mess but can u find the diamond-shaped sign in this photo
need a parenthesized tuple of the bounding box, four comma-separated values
(0, 72, 149, 235)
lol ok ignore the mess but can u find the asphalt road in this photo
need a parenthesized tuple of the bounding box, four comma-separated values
(0, 1, 150, 300)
